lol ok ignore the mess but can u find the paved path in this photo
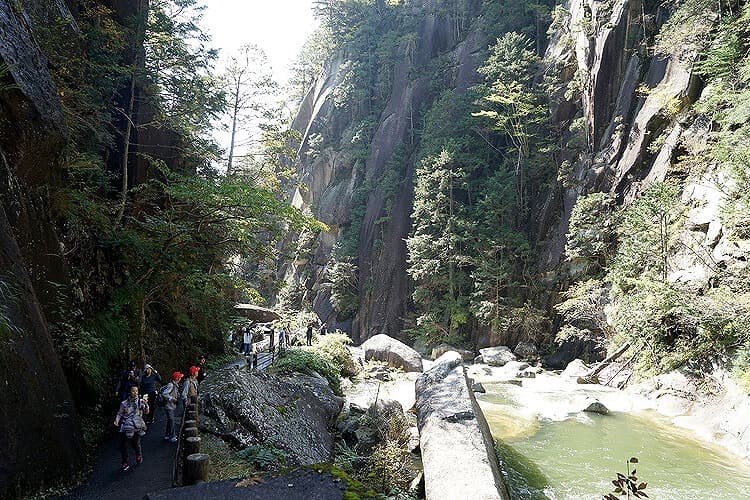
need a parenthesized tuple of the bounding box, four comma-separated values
(62, 406, 182, 500)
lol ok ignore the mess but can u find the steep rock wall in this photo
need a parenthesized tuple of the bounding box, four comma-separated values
(540, 0, 704, 271)
(0, 0, 85, 496)
(285, 0, 487, 343)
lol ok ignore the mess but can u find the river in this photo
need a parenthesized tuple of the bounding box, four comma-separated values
(475, 373, 750, 499)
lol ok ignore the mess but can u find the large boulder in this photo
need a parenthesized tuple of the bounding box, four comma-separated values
(200, 368, 343, 465)
(416, 352, 510, 499)
(479, 346, 516, 367)
(361, 334, 423, 372)
(431, 344, 474, 361)
(514, 342, 538, 359)
(542, 338, 606, 370)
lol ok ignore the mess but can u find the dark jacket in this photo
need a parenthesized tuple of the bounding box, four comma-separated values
(140, 372, 162, 393)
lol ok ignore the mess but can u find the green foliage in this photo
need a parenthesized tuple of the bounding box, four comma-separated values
(603, 457, 649, 499)
(325, 258, 359, 319)
(566, 192, 616, 269)
(270, 348, 342, 395)
(654, 0, 718, 58)
(237, 443, 288, 469)
(314, 331, 360, 377)
(555, 279, 610, 341)
(610, 183, 685, 284)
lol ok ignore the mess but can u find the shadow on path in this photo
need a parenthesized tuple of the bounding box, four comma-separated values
(62, 406, 182, 500)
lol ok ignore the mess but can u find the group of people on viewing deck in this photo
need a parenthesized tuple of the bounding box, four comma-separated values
(113, 359, 205, 471)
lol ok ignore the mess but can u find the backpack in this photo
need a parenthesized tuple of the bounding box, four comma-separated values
(156, 383, 172, 407)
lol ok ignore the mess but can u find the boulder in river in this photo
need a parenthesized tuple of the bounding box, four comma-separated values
(583, 400, 610, 415)
(431, 344, 474, 361)
(514, 342, 539, 359)
(199, 368, 343, 465)
(479, 346, 516, 367)
(561, 359, 590, 378)
(361, 334, 423, 372)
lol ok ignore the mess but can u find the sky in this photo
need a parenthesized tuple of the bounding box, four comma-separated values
(202, 0, 318, 87)
(200, 1, 319, 165)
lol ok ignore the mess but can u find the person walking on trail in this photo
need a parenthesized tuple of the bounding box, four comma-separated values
(160, 371, 182, 442)
(319, 322, 328, 336)
(139, 364, 161, 425)
(181, 366, 199, 404)
(306, 323, 314, 346)
(115, 360, 141, 403)
(196, 355, 208, 384)
(278, 327, 287, 353)
(114, 385, 149, 471)
(241, 326, 252, 355)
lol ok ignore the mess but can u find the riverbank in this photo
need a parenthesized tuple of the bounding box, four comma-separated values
(468, 358, 750, 499)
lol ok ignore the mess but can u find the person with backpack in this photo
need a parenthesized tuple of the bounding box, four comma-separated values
(114, 385, 149, 471)
(159, 371, 182, 442)
(139, 364, 162, 425)
(115, 360, 141, 403)
(181, 366, 199, 405)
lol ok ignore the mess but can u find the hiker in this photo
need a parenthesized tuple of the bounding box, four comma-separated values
(114, 385, 149, 471)
(242, 326, 252, 355)
(160, 371, 182, 442)
(306, 322, 314, 346)
(266, 324, 275, 352)
(115, 361, 141, 402)
(196, 355, 208, 384)
(319, 322, 328, 336)
(181, 366, 199, 405)
(278, 327, 287, 352)
(139, 364, 162, 425)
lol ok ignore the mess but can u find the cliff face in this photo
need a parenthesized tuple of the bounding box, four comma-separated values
(541, 0, 744, 289)
(285, 0, 488, 343)
(287, 0, 747, 357)
(0, 0, 84, 495)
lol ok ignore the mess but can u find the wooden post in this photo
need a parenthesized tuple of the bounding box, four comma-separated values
(184, 426, 198, 438)
(184, 453, 209, 485)
(185, 436, 201, 455)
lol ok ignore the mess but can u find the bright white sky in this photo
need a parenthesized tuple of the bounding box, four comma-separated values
(202, 0, 318, 87)
(201, 1, 318, 165)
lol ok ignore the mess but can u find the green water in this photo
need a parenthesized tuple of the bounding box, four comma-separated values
(478, 383, 750, 499)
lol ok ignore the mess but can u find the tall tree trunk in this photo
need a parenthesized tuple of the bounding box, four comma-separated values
(227, 76, 241, 174)
(114, 0, 146, 228)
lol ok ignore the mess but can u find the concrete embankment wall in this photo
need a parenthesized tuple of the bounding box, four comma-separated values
(415, 352, 510, 500)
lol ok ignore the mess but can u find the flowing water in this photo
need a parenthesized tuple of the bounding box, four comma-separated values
(476, 375, 750, 499)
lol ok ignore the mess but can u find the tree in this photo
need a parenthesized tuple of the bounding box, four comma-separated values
(474, 32, 551, 216)
(406, 150, 472, 343)
(222, 45, 277, 173)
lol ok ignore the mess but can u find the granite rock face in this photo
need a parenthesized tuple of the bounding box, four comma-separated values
(0, 1, 85, 496)
(200, 368, 343, 465)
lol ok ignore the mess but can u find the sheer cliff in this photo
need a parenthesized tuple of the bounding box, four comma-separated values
(285, 0, 750, 369)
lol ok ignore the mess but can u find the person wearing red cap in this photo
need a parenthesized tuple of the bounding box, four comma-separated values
(181, 366, 199, 405)
(159, 371, 183, 442)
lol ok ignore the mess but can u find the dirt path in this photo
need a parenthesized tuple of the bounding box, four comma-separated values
(62, 406, 182, 500)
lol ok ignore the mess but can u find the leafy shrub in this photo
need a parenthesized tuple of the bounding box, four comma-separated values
(270, 348, 342, 395)
(566, 192, 616, 270)
(324, 259, 359, 319)
(238, 443, 288, 469)
(314, 331, 360, 377)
